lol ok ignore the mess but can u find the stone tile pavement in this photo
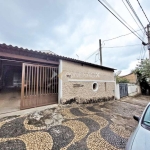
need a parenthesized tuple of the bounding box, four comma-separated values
(0, 95, 149, 150)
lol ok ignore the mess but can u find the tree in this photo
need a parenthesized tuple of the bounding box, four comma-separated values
(134, 59, 150, 83)
(134, 59, 150, 95)
(116, 76, 129, 83)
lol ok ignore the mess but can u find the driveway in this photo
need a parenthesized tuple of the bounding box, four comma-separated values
(0, 95, 149, 150)
(0, 89, 20, 114)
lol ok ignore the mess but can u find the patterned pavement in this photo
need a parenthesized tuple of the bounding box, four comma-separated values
(0, 96, 149, 150)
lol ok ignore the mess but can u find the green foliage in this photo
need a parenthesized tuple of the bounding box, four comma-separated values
(134, 59, 150, 83)
(134, 59, 150, 95)
(116, 76, 129, 83)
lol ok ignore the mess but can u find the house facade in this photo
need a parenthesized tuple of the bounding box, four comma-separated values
(119, 73, 137, 84)
(60, 60, 115, 104)
(0, 43, 115, 111)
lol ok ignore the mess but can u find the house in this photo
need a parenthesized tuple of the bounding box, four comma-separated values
(119, 73, 137, 84)
(0, 43, 115, 112)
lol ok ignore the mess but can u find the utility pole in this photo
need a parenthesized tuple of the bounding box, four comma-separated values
(99, 39, 102, 65)
(147, 24, 150, 60)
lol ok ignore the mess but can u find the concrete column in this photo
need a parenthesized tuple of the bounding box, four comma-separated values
(115, 84, 120, 100)
(58, 60, 63, 104)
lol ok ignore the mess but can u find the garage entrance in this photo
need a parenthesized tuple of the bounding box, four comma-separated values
(0, 60, 22, 114)
(21, 63, 58, 109)
(0, 44, 60, 113)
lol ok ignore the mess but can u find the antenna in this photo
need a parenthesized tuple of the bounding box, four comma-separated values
(76, 54, 79, 59)
(115, 70, 122, 76)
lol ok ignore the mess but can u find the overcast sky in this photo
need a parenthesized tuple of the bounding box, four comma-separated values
(0, 0, 149, 75)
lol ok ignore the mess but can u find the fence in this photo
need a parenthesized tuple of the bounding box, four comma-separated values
(115, 83, 141, 99)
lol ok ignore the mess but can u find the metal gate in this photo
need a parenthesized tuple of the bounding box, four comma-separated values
(21, 63, 58, 109)
(119, 83, 128, 98)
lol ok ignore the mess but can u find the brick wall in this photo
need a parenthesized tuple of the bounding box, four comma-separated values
(60, 60, 115, 103)
(119, 73, 137, 84)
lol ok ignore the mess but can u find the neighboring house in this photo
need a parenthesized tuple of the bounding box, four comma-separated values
(0, 43, 115, 110)
(115, 73, 141, 100)
(119, 73, 137, 84)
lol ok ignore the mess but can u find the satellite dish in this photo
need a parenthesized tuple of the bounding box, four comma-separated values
(115, 70, 122, 76)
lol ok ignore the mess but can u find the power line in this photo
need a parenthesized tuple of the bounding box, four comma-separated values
(84, 49, 99, 61)
(102, 44, 141, 48)
(139, 27, 146, 60)
(142, 32, 147, 59)
(102, 28, 143, 43)
(139, 45, 144, 60)
(125, 0, 147, 33)
(101, 0, 143, 40)
(141, 30, 146, 59)
(97, 0, 145, 43)
(122, 0, 144, 35)
(142, 46, 147, 59)
(136, 0, 150, 24)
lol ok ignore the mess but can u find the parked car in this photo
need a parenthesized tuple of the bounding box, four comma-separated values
(126, 103, 150, 150)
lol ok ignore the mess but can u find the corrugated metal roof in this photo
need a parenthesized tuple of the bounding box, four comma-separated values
(0, 43, 115, 71)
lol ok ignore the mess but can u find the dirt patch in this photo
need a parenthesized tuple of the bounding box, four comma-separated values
(27, 107, 64, 128)
(111, 114, 138, 132)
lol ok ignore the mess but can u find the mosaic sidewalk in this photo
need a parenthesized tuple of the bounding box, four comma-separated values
(0, 96, 149, 150)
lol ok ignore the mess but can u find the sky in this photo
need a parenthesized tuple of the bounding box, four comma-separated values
(0, 0, 149, 75)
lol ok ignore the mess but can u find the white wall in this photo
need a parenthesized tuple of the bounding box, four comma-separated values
(58, 60, 62, 104)
(128, 84, 141, 96)
(115, 84, 120, 100)
(115, 83, 141, 99)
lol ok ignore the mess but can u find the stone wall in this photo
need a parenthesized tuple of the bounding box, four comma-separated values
(60, 60, 115, 104)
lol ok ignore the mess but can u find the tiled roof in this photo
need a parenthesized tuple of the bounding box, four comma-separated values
(0, 43, 115, 71)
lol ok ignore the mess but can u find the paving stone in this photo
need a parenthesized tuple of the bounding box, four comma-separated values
(70, 108, 87, 116)
(86, 106, 102, 112)
(0, 117, 31, 138)
(47, 125, 74, 150)
(0, 139, 26, 150)
(0, 96, 149, 150)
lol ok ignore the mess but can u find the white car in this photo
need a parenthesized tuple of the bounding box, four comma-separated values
(126, 102, 150, 150)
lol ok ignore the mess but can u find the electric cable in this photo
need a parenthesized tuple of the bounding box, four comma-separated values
(136, 0, 150, 24)
(141, 31, 146, 59)
(102, 28, 143, 44)
(101, 0, 143, 39)
(97, 0, 145, 43)
(142, 46, 147, 59)
(102, 44, 141, 48)
(125, 0, 147, 33)
(122, 0, 145, 35)
(84, 49, 99, 61)
(139, 27, 146, 60)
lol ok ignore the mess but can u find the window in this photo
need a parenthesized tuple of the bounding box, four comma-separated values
(142, 106, 150, 129)
(92, 82, 98, 91)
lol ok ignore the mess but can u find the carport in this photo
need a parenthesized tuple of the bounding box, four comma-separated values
(0, 44, 59, 113)
(0, 59, 22, 114)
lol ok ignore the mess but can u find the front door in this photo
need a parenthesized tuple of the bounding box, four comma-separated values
(21, 63, 58, 109)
